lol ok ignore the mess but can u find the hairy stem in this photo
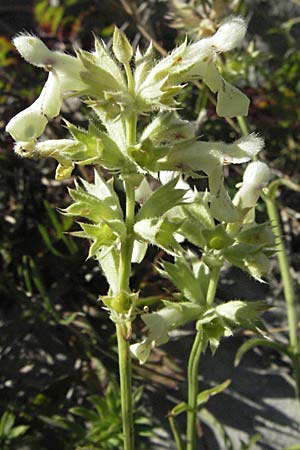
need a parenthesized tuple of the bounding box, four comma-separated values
(117, 59, 137, 450)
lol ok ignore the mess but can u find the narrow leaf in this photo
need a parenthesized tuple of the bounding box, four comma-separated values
(235, 337, 290, 367)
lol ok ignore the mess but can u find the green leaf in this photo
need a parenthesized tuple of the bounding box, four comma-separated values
(7, 425, 29, 439)
(161, 257, 206, 305)
(96, 247, 120, 296)
(196, 379, 231, 406)
(236, 223, 274, 247)
(0, 412, 15, 436)
(182, 192, 215, 230)
(70, 407, 99, 422)
(136, 177, 186, 222)
(94, 36, 126, 87)
(215, 300, 267, 330)
(171, 379, 231, 416)
(235, 337, 290, 367)
(134, 217, 181, 254)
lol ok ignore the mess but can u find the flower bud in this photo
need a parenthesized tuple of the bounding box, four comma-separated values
(234, 161, 271, 208)
(112, 27, 133, 64)
(210, 17, 247, 53)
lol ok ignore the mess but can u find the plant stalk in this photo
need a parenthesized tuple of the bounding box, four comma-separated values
(186, 328, 203, 450)
(186, 268, 220, 450)
(169, 415, 184, 450)
(117, 322, 134, 450)
(116, 59, 137, 450)
(264, 194, 300, 405)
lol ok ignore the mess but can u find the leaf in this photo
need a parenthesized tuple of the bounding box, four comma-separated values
(235, 337, 290, 367)
(96, 247, 120, 296)
(182, 192, 215, 230)
(134, 217, 181, 254)
(215, 300, 267, 330)
(136, 177, 186, 221)
(171, 379, 231, 416)
(70, 407, 99, 422)
(0, 412, 15, 436)
(196, 379, 231, 406)
(161, 257, 206, 305)
(8, 425, 29, 439)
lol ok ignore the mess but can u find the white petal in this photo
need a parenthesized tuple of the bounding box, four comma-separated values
(234, 161, 271, 208)
(6, 108, 47, 141)
(35, 70, 62, 118)
(216, 79, 250, 118)
(13, 34, 52, 67)
(243, 161, 270, 186)
(210, 17, 247, 53)
(6, 72, 62, 141)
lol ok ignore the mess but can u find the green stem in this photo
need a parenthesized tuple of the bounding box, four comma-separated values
(237, 115, 250, 137)
(119, 180, 135, 291)
(169, 415, 184, 450)
(117, 322, 134, 450)
(206, 267, 220, 306)
(116, 59, 137, 450)
(264, 194, 300, 405)
(186, 268, 220, 450)
(186, 328, 203, 450)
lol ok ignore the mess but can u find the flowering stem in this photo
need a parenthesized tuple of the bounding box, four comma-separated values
(264, 192, 300, 407)
(186, 268, 220, 450)
(117, 59, 137, 450)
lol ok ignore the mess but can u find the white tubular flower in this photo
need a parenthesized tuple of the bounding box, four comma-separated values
(233, 161, 271, 208)
(6, 71, 62, 141)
